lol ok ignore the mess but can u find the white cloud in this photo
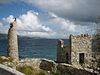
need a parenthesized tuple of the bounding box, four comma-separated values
(51, 17, 76, 32)
(49, 12, 91, 35)
(16, 11, 53, 33)
(2, 15, 14, 23)
(0, 10, 94, 38)
(0, 10, 55, 38)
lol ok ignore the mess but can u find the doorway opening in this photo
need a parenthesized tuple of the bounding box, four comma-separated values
(66, 53, 69, 63)
(79, 53, 84, 64)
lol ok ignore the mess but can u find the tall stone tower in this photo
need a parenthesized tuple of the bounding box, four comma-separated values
(7, 18, 19, 62)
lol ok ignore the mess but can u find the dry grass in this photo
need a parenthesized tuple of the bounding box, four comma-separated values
(16, 65, 48, 75)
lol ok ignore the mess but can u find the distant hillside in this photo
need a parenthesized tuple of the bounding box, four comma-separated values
(0, 33, 47, 40)
(0, 34, 7, 39)
(0, 33, 69, 40)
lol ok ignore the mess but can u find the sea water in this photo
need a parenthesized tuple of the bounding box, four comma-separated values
(0, 37, 68, 60)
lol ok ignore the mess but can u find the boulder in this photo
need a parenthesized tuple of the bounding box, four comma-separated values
(39, 59, 56, 71)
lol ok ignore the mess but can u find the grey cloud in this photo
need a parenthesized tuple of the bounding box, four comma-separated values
(23, 0, 100, 22)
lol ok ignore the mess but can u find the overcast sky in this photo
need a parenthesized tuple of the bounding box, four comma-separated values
(0, 0, 99, 38)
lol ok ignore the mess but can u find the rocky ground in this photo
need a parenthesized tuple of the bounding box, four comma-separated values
(0, 56, 99, 75)
(17, 58, 99, 75)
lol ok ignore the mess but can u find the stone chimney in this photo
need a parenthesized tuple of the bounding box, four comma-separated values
(7, 18, 19, 62)
(57, 39, 65, 63)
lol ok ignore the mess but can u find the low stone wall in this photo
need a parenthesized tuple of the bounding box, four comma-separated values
(0, 64, 24, 75)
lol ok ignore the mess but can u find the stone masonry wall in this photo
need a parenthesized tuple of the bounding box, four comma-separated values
(70, 34, 92, 67)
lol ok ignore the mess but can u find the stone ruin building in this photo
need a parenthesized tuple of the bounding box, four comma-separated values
(7, 18, 19, 62)
(92, 22, 100, 69)
(57, 34, 92, 67)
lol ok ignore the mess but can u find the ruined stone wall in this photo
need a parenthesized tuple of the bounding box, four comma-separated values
(92, 52, 100, 68)
(57, 40, 67, 63)
(57, 39, 71, 63)
(7, 20, 19, 62)
(70, 34, 92, 67)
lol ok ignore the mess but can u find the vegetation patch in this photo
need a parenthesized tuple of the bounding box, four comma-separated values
(16, 65, 48, 75)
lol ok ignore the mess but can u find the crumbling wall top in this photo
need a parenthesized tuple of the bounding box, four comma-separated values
(10, 18, 17, 29)
(70, 34, 92, 39)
